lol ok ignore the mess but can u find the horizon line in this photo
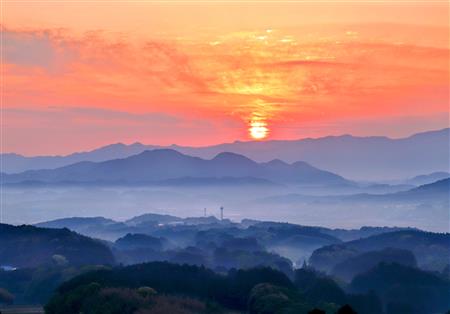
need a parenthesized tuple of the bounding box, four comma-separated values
(3, 127, 448, 158)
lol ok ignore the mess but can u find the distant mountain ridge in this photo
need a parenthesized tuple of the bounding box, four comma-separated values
(257, 178, 450, 204)
(2, 149, 350, 186)
(1, 142, 159, 173)
(404, 171, 450, 186)
(3, 128, 449, 180)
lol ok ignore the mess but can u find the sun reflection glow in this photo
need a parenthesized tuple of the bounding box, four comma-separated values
(249, 119, 269, 140)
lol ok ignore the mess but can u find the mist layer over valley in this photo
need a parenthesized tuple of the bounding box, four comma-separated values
(3, 1, 450, 311)
(2, 144, 449, 232)
(1, 131, 449, 314)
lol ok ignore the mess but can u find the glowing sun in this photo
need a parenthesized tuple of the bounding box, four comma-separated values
(249, 120, 269, 140)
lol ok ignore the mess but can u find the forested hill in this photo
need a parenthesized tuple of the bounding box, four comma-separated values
(0, 224, 114, 268)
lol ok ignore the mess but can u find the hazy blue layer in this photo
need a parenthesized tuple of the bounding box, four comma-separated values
(3, 183, 448, 232)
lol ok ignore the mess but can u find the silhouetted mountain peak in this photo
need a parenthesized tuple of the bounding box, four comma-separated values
(3, 128, 448, 180)
(104, 142, 127, 148)
(405, 171, 450, 186)
(266, 159, 289, 166)
(80, 142, 129, 154)
(411, 177, 449, 192)
(3, 148, 350, 186)
(133, 149, 186, 159)
(405, 127, 449, 140)
(212, 152, 255, 164)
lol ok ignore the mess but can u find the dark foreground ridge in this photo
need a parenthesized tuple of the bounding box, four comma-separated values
(1, 215, 449, 313)
(44, 261, 450, 314)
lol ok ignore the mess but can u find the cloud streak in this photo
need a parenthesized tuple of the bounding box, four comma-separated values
(4, 106, 241, 154)
(3, 23, 449, 153)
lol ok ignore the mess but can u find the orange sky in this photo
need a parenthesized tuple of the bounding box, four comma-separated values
(3, 1, 450, 155)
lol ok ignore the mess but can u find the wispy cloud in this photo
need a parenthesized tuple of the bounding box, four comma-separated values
(4, 106, 240, 154)
(3, 24, 449, 153)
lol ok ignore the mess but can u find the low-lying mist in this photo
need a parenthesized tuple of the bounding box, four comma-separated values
(3, 182, 448, 232)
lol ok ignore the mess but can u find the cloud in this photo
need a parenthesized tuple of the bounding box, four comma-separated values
(4, 30, 55, 68)
(3, 25, 449, 154)
(265, 59, 350, 68)
(275, 112, 450, 139)
(4, 106, 181, 126)
(3, 28, 78, 72)
(5, 26, 448, 104)
(4, 106, 242, 154)
(67, 107, 181, 124)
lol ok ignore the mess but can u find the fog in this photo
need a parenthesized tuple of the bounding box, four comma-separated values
(3, 184, 448, 232)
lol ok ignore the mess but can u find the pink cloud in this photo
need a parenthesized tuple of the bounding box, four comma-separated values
(3, 24, 449, 153)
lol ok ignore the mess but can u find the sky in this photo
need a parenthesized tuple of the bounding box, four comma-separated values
(2, 1, 450, 155)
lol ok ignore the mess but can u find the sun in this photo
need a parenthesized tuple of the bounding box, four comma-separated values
(249, 120, 269, 140)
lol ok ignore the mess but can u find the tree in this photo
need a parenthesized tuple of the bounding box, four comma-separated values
(386, 302, 414, 314)
(248, 283, 291, 314)
(137, 286, 157, 298)
(305, 278, 347, 305)
(336, 304, 357, 314)
(294, 268, 320, 292)
(347, 291, 382, 314)
(308, 309, 325, 314)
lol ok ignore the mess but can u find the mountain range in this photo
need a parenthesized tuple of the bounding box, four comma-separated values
(2, 149, 350, 186)
(404, 171, 450, 186)
(309, 229, 450, 273)
(256, 178, 450, 204)
(3, 128, 449, 181)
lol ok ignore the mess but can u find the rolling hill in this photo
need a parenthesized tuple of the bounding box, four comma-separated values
(2, 149, 350, 186)
(309, 229, 450, 273)
(256, 178, 450, 203)
(0, 224, 115, 268)
(404, 171, 450, 186)
(3, 128, 449, 180)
